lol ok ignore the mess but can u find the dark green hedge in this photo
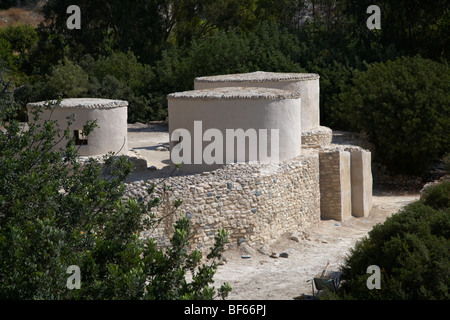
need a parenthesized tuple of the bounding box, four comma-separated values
(337, 56, 450, 175)
(337, 181, 450, 300)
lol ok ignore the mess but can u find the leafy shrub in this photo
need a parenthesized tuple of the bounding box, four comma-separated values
(154, 22, 303, 117)
(0, 62, 27, 120)
(305, 60, 359, 129)
(0, 97, 231, 300)
(338, 56, 450, 175)
(0, 24, 38, 56)
(85, 51, 158, 123)
(0, 25, 38, 86)
(439, 153, 450, 175)
(0, 39, 15, 71)
(20, 52, 159, 123)
(87, 51, 154, 95)
(421, 181, 450, 211)
(185, 22, 302, 76)
(45, 57, 90, 97)
(337, 183, 450, 300)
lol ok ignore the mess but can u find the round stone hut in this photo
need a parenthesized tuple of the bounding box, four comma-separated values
(194, 71, 320, 132)
(168, 87, 302, 173)
(27, 98, 128, 156)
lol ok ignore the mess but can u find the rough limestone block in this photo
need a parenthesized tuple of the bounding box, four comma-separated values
(351, 150, 373, 217)
(319, 151, 352, 221)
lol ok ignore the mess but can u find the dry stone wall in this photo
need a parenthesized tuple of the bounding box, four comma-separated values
(301, 126, 333, 147)
(124, 154, 320, 253)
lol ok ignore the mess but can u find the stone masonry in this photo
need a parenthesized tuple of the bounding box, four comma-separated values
(319, 151, 352, 221)
(126, 71, 373, 252)
(24, 76, 374, 255)
(125, 153, 320, 252)
(31, 73, 373, 254)
(301, 126, 333, 147)
(125, 142, 372, 254)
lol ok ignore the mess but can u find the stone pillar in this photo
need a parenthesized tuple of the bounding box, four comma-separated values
(319, 151, 352, 221)
(351, 150, 373, 217)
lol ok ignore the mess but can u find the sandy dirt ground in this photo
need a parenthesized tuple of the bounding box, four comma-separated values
(212, 190, 420, 300)
(125, 123, 421, 300)
(127, 122, 170, 169)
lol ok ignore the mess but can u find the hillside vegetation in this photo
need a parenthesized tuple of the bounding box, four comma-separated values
(1, 0, 449, 176)
(0, 1, 44, 27)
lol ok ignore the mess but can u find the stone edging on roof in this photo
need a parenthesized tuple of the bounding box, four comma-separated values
(168, 87, 302, 100)
(27, 98, 129, 109)
(195, 71, 320, 83)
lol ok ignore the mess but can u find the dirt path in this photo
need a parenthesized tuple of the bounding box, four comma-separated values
(212, 190, 420, 300)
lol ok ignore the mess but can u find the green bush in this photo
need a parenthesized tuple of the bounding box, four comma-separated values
(0, 97, 231, 300)
(338, 56, 450, 175)
(184, 22, 302, 76)
(45, 57, 90, 98)
(0, 25, 38, 56)
(421, 181, 450, 211)
(337, 183, 450, 300)
(0, 39, 15, 72)
(439, 153, 450, 175)
(19, 52, 159, 123)
(88, 51, 154, 95)
(86, 51, 157, 123)
(154, 22, 303, 117)
(0, 65, 17, 118)
(305, 60, 359, 129)
(0, 25, 38, 86)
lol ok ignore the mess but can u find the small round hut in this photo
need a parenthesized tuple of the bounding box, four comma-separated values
(27, 98, 128, 156)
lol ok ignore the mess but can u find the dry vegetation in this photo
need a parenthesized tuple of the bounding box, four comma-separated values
(0, 7, 44, 28)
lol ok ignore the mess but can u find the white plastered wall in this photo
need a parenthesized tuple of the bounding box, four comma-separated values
(27, 99, 128, 156)
(168, 89, 302, 173)
(194, 73, 319, 131)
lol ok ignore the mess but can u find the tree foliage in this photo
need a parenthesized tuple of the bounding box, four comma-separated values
(336, 182, 450, 300)
(154, 21, 303, 112)
(421, 181, 450, 211)
(3, 0, 450, 176)
(343, 0, 450, 60)
(16, 51, 159, 123)
(0, 90, 231, 299)
(337, 56, 450, 175)
(0, 24, 38, 84)
(0, 24, 38, 56)
(44, 57, 90, 97)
